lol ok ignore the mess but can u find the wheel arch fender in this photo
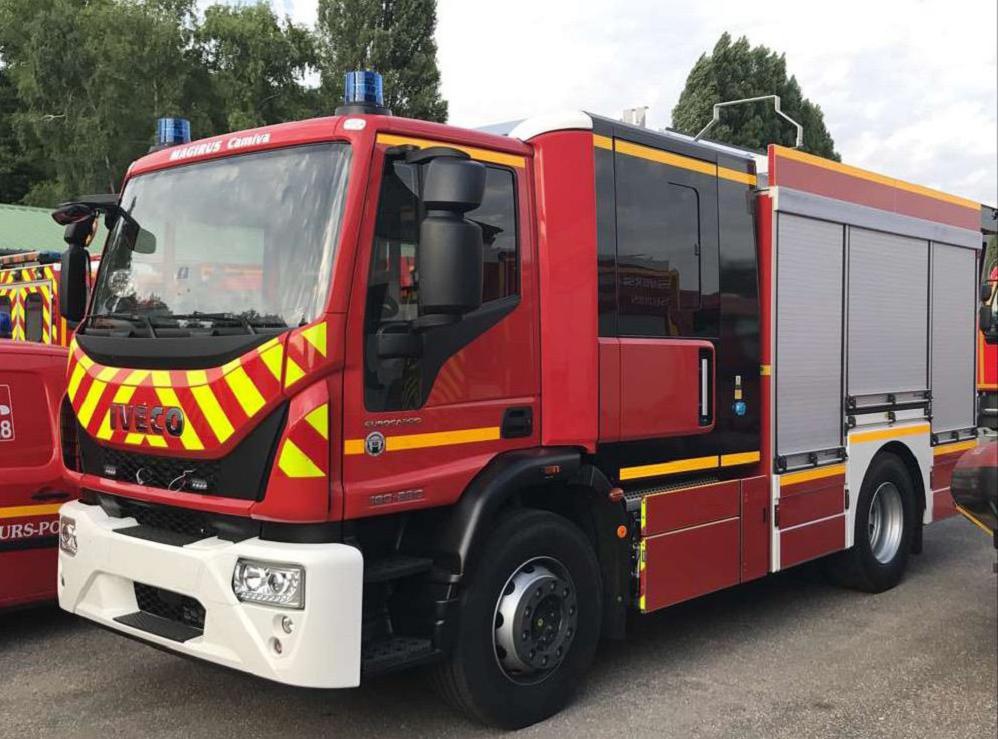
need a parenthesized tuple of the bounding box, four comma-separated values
(433, 449, 631, 639)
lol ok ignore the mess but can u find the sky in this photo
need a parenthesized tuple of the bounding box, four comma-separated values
(255, 0, 997, 205)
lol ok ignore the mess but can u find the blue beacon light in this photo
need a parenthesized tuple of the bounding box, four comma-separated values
(336, 70, 391, 116)
(156, 117, 192, 147)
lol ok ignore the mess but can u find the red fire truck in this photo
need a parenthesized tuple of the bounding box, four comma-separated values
(0, 250, 95, 609)
(53, 74, 986, 727)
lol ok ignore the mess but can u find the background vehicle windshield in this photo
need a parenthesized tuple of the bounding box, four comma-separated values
(91, 143, 351, 330)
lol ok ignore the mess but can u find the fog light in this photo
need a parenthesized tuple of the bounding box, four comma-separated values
(102, 464, 117, 478)
(232, 559, 305, 609)
(187, 477, 209, 492)
(59, 516, 78, 556)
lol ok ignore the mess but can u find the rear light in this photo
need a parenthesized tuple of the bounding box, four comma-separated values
(60, 397, 81, 472)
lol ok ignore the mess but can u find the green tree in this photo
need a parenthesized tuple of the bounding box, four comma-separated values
(0, 0, 210, 205)
(0, 64, 44, 203)
(197, 3, 319, 132)
(315, 0, 447, 122)
(672, 33, 839, 159)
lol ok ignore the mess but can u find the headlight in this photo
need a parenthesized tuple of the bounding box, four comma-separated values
(59, 516, 78, 556)
(232, 559, 305, 609)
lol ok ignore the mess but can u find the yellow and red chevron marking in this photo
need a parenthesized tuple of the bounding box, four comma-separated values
(1, 286, 25, 340)
(66, 335, 287, 453)
(257, 380, 331, 521)
(0, 265, 61, 344)
(283, 318, 333, 389)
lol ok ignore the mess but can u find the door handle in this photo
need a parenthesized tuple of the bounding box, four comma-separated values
(698, 348, 713, 426)
(31, 491, 71, 502)
(501, 407, 533, 439)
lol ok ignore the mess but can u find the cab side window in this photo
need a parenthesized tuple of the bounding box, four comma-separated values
(364, 158, 519, 411)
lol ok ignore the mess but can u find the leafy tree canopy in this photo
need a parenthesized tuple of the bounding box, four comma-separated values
(315, 0, 446, 122)
(0, 0, 448, 206)
(672, 33, 839, 160)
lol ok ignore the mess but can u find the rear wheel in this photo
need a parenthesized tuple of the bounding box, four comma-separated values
(433, 509, 602, 729)
(827, 454, 915, 592)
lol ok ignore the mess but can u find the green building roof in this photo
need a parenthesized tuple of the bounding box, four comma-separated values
(0, 202, 106, 256)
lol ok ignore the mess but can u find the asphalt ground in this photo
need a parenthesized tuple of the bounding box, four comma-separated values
(1, 516, 995, 738)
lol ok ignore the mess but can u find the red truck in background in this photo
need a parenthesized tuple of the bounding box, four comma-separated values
(978, 263, 997, 430)
(0, 249, 96, 609)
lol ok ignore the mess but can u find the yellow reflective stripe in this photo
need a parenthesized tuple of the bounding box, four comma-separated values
(150, 370, 172, 388)
(619, 454, 719, 482)
(772, 146, 979, 211)
(0, 503, 63, 519)
(146, 436, 168, 448)
(304, 404, 328, 440)
(259, 342, 284, 381)
(67, 363, 87, 402)
(780, 463, 846, 487)
(278, 439, 324, 478)
(124, 369, 150, 386)
(615, 139, 716, 177)
(721, 451, 761, 467)
(933, 440, 977, 457)
(190, 383, 234, 443)
(97, 383, 138, 440)
(718, 166, 757, 186)
(955, 504, 992, 535)
(376, 133, 526, 169)
(78, 353, 94, 370)
(77, 380, 107, 427)
(187, 370, 209, 386)
(154, 386, 203, 451)
(124, 432, 145, 445)
(225, 365, 265, 417)
(593, 134, 613, 150)
(344, 426, 501, 455)
(96, 366, 118, 382)
(850, 423, 930, 444)
(300, 322, 327, 357)
(284, 357, 306, 388)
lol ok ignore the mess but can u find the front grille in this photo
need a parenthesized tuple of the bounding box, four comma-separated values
(102, 447, 221, 493)
(117, 498, 217, 541)
(134, 582, 206, 631)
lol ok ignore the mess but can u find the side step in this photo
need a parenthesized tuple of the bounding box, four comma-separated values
(364, 555, 433, 584)
(361, 637, 437, 677)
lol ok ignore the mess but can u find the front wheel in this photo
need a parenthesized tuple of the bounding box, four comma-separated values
(827, 454, 915, 592)
(433, 509, 602, 729)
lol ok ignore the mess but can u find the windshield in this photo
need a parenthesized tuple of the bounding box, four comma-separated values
(90, 143, 351, 334)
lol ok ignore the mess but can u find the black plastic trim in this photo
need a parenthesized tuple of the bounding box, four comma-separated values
(115, 610, 202, 642)
(75, 331, 279, 370)
(434, 447, 582, 580)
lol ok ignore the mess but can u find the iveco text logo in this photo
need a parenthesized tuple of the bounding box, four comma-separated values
(109, 403, 184, 437)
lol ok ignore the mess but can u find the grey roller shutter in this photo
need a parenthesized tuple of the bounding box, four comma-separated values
(847, 228, 928, 396)
(930, 243, 976, 432)
(776, 214, 844, 456)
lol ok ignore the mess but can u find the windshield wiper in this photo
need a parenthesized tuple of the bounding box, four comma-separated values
(88, 312, 158, 337)
(154, 312, 256, 335)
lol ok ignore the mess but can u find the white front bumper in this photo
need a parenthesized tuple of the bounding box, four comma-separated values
(57, 500, 363, 688)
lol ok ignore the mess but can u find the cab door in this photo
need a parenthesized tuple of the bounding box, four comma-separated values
(340, 139, 539, 520)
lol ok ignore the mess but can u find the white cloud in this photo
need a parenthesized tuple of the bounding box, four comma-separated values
(235, 0, 998, 203)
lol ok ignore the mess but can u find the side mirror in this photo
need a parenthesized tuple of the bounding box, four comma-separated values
(60, 243, 89, 323)
(52, 202, 96, 226)
(981, 282, 993, 303)
(416, 157, 486, 323)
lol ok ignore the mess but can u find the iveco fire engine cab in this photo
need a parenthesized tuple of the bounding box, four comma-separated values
(54, 72, 986, 728)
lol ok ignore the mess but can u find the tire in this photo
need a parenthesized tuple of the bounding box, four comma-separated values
(827, 454, 915, 593)
(433, 508, 602, 729)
